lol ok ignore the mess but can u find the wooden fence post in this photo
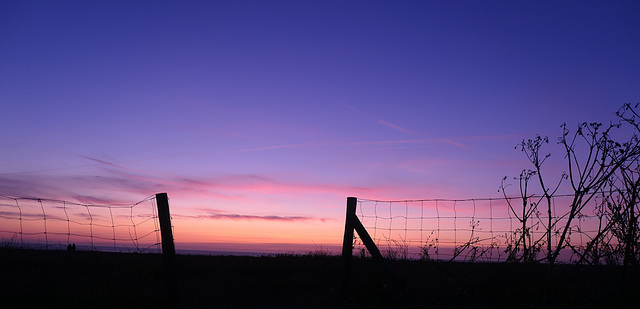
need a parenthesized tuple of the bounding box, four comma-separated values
(156, 192, 175, 256)
(155, 192, 179, 308)
(341, 197, 357, 291)
(341, 196, 391, 293)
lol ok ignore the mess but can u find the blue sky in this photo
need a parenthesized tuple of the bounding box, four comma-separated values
(1, 1, 639, 249)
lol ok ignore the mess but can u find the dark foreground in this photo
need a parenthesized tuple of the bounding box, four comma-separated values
(1, 248, 638, 308)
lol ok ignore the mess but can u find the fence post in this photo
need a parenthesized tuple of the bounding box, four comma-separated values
(156, 193, 175, 256)
(341, 196, 391, 293)
(155, 192, 179, 308)
(341, 197, 357, 291)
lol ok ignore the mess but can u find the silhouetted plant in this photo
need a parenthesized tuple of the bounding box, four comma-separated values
(450, 219, 502, 262)
(521, 135, 566, 262)
(505, 103, 640, 266)
(500, 169, 545, 263)
(419, 244, 433, 261)
(352, 234, 369, 259)
(1, 233, 18, 248)
(306, 244, 334, 257)
(383, 236, 410, 260)
(549, 122, 621, 264)
(419, 231, 438, 261)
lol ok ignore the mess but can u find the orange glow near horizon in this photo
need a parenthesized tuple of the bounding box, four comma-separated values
(2, 0, 638, 262)
(174, 216, 342, 244)
(0, 191, 620, 261)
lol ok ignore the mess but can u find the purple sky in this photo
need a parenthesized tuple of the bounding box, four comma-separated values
(1, 1, 639, 249)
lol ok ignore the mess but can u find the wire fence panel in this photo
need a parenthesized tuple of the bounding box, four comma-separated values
(0, 194, 161, 253)
(354, 194, 618, 263)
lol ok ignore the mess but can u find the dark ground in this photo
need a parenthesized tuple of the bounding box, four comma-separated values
(1, 248, 638, 308)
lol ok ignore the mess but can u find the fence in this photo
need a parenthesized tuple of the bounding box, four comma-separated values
(0, 193, 174, 254)
(344, 194, 621, 264)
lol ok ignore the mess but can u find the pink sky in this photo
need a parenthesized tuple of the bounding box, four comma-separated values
(1, 1, 639, 254)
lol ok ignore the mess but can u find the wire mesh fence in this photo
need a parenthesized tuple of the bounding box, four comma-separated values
(353, 194, 617, 263)
(0, 194, 161, 253)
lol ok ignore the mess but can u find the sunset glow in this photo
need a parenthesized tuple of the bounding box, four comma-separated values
(1, 1, 639, 254)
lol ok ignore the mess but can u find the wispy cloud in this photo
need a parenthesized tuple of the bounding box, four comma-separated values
(239, 140, 339, 152)
(0, 210, 54, 219)
(342, 102, 425, 137)
(74, 155, 130, 171)
(0, 161, 376, 206)
(437, 138, 468, 149)
(377, 119, 421, 136)
(341, 103, 363, 114)
(0, 172, 159, 205)
(174, 211, 329, 222)
(70, 194, 139, 205)
(335, 133, 521, 150)
(337, 138, 469, 149)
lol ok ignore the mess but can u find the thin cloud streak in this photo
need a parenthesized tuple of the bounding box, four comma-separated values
(336, 134, 521, 150)
(239, 140, 339, 152)
(174, 212, 330, 222)
(337, 138, 469, 149)
(0, 166, 378, 204)
(377, 119, 421, 136)
(75, 155, 129, 170)
(225, 134, 519, 154)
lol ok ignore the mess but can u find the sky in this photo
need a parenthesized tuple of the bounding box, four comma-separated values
(1, 1, 639, 253)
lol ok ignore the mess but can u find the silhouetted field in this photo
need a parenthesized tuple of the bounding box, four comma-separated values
(1, 248, 638, 308)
